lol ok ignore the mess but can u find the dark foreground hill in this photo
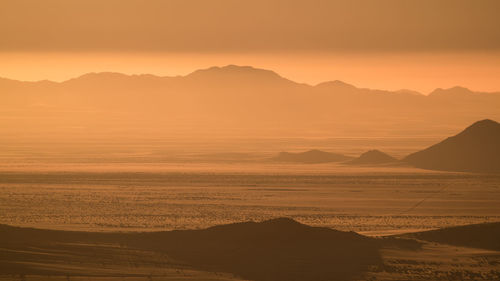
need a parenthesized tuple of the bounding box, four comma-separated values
(404, 119, 500, 173)
(0, 218, 382, 281)
(403, 222, 500, 251)
(271, 149, 353, 163)
(346, 149, 398, 165)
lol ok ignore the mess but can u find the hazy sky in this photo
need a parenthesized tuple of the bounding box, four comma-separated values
(1, 0, 499, 92)
(2, 0, 500, 53)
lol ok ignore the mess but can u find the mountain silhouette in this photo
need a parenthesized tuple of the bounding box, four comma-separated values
(271, 149, 353, 163)
(1, 65, 500, 138)
(0, 218, 382, 281)
(347, 150, 398, 165)
(404, 221, 500, 251)
(142, 218, 382, 281)
(186, 65, 293, 83)
(314, 80, 358, 92)
(428, 86, 475, 98)
(404, 119, 500, 173)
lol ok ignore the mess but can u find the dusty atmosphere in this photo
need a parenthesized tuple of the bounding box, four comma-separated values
(1, 1, 500, 280)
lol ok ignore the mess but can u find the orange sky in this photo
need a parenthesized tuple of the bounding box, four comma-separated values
(2, 0, 499, 53)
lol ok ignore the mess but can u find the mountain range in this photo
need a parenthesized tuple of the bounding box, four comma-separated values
(2, 65, 500, 138)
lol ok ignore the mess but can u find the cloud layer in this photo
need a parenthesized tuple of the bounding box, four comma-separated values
(1, 0, 499, 53)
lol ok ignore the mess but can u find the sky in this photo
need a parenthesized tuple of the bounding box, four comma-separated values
(1, 0, 499, 93)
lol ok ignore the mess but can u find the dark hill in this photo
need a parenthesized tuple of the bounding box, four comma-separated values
(271, 149, 353, 163)
(140, 218, 381, 281)
(404, 119, 500, 173)
(347, 150, 398, 165)
(403, 222, 500, 251)
(0, 218, 382, 281)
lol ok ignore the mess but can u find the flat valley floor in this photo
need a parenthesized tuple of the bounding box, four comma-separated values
(1, 137, 500, 280)
(1, 167, 500, 235)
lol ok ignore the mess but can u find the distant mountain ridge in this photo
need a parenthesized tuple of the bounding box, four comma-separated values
(1, 65, 500, 138)
(4, 65, 500, 95)
(186, 65, 289, 81)
(428, 86, 475, 97)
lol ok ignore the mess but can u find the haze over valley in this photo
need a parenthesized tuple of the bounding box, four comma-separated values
(2, 65, 500, 142)
(2, 1, 500, 280)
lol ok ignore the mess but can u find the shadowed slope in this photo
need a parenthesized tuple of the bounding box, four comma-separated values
(0, 218, 382, 281)
(271, 149, 353, 163)
(403, 222, 500, 251)
(404, 119, 500, 173)
(138, 218, 381, 281)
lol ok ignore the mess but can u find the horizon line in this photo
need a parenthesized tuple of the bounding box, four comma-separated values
(0, 64, 497, 96)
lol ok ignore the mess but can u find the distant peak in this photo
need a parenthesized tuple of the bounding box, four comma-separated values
(0, 77, 57, 85)
(347, 149, 397, 165)
(472, 119, 499, 126)
(364, 149, 381, 154)
(428, 86, 474, 97)
(360, 149, 388, 157)
(187, 65, 284, 80)
(64, 72, 130, 83)
(395, 89, 423, 96)
(462, 119, 500, 134)
(315, 80, 357, 90)
(63, 72, 167, 84)
(221, 64, 265, 72)
(77, 72, 129, 79)
(404, 118, 500, 173)
(292, 149, 328, 155)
